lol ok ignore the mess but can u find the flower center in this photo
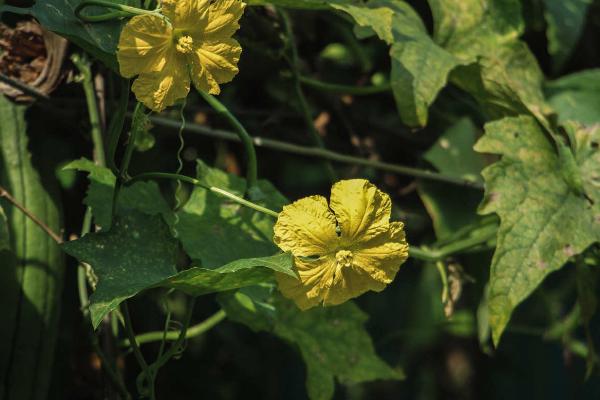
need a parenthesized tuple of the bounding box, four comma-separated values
(176, 35, 194, 54)
(335, 250, 354, 268)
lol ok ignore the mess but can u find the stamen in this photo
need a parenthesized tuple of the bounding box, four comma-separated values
(176, 35, 194, 54)
(335, 250, 353, 268)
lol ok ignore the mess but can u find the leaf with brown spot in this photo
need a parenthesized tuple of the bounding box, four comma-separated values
(475, 116, 600, 345)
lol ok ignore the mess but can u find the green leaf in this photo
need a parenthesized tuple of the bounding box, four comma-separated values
(419, 118, 486, 239)
(0, 206, 8, 252)
(332, 0, 461, 127)
(162, 253, 295, 296)
(474, 116, 600, 345)
(542, 0, 591, 71)
(423, 117, 485, 181)
(427, 0, 523, 57)
(222, 290, 403, 400)
(64, 158, 173, 228)
(63, 211, 179, 328)
(26, 0, 139, 70)
(174, 160, 286, 267)
(427, 0, 548, 119)
(545, 69, 600, 126)
(63, 210, 294, 328)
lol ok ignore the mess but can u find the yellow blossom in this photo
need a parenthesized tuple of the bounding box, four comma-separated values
(274, 179, 409, 310)
(117, 0, 245, 111)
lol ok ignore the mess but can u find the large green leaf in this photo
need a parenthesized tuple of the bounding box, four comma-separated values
(332, 0, 461, 127)
(545, 69, 600, 126)
(63, 210, 294, 328)
(64, 158, 173, 228)
(221, 289, 403, 400)
(474, 116, 600, 345)
(63, 211, 179, 328)
(542, 0, 591, 71)
(174, 160, 286, 267)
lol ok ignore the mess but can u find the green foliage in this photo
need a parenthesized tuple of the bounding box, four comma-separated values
(332, 0, 461, 127)
(64, 158, 173, 228)
(23, 0, 140, 70)
(222, 289, 403, 400)
(546, 69, 600, 125)
(542, 0, 592, 71)
(419, 118, 486, 239)
(475, 116, 600, 344)
(175, 160, 286, 266)
(63, 210, 295, 328)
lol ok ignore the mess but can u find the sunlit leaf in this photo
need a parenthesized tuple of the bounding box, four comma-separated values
(64, 158, 173, 228)
(174, 160, 286, 267)
(475, 116, 600, 345)
(332, 0, 460, 127)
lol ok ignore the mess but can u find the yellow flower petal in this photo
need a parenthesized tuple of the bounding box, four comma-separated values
(131, 50, 190, 112)
(329, 179, 391, 243)
(353, 221, 409, 284)
(190, 38, 242, 95)
(273, 195, 338, 257)
(117, 14, 173, 78)
(273, 179, 409, 310)
(204, 0, 246, 39)
(275, 256, 336, 310)
(161, 0, 210, 31)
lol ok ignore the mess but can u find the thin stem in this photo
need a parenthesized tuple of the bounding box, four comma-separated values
(197, 91, 258, 194)
(279, 10, 337, 182)
(409, 224, 497, 262)
(148, 116, 484, 190)
(121, 302, 151, 377)
(90, 330, 131, 400)
(299, 76, 392, 95)
(436, 261, 449, 303)
(127, 172, 279, 218)
(120, 309, 226, 347)
(107, 78, 130, 174)
(75, 0, 161, 22)
(0, 185, 63, 244)
(72, 54, 106, 167)
(0, 72, 49, 101)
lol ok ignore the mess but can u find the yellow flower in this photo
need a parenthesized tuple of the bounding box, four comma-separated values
(274, 179, 409, 310)
(117, 0, 245, 111)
